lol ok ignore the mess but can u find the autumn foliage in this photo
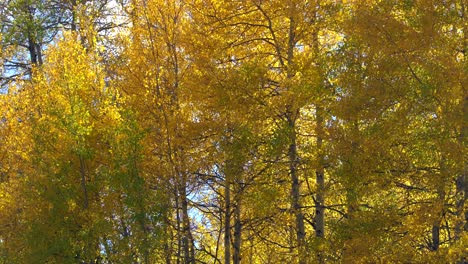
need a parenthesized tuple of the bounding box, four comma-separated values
(0, 0, 466, 263)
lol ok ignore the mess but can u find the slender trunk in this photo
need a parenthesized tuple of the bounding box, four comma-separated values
(176, 193, 182, 264)
(71, 0, 78, 32)
(28, 35, 38, 65)
(465, 169, 468, 233)
(164, 220, 173, 264)
(233, 198, 241, 264)
(25, 4, 40, 67)
(215, 215, 222, 263)
(314, 106, 325, 264)
(224, 179, 231, 264)
(36, 43, 43, 66)
(181, 200, 190, 264)
(288, 116, 306, 263)
(180, 181, 195, 264)
(432, 157, 447, 251)
(311, 3, 326, 262)
(249, 229, 254, 263)
(285, 5, 306, 260)
(463, 94, 468, 234)
(431, 187, 445, 251)
(454, 163, 465, 240)
(140, 218, 150, 264)
(431, 224, 440, 250)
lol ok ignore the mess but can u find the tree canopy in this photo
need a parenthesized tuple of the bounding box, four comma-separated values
(0, 0, 466, 263)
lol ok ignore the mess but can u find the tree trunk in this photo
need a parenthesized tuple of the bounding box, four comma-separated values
(180, 180, 195, 264)
(27, 35, 38, 66)
(25, 3, 40, 67)
(311, 13, 325, 261)
(432, 157, 447, 251)
(36, 43, 43, 65)
(431, 224, 440, 251)
(288, 116, 306, 263)
(233, 197, 241, 264)
(71, 0, 78, 32)
(224, 179, 231, 264)
(314, 106, 325, 264)
(454, 172, 465, 240)
(175, 193, 182, 264)
(164, 220, 173, 264)
(431, 191, 444, 251)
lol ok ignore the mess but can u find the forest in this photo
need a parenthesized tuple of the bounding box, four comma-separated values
(0, 0, 466, 263)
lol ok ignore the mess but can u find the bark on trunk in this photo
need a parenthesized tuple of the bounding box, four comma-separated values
(431, 191, 445, 251)
(224, 179, 231, 264)
(164, 221, 173, 264)
(71, 0, 78, 32)
(454, 173, 465, 240)
(27, 35, 38, 65)
(25, 3, 41, 67)
(175, 194, 182, 264)
(463, 96, 468, 234)
(431, 225, 440, 251)
(233, 198, 241, 264)
(36, 43, 43, 65)
(180, 181, 195, 264)
(314, 106, 325, 264)
(312, 15, 325, 261)
(465, 172, 468, 233)
(432, 157, 446, 251)
(288, 116, 306, 263)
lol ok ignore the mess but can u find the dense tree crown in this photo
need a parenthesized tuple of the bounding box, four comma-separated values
(0, 0, 466, 263)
